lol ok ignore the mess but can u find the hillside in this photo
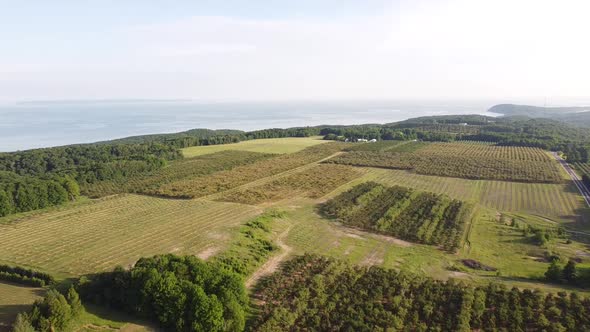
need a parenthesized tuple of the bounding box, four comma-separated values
(490, 103, 590, 126)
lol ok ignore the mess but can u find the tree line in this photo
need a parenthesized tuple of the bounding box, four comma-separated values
(252, 254, 590, 331)
(0, 264, 54, 287)
(0, 172, 79, 217)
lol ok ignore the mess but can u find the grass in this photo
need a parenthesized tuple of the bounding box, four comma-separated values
(362, 168, 588, 226)
(0, 282, 44, 331)
(268, 198, 590, 295)
(181, 137, 328, 157)
(0, 194, 261, 278)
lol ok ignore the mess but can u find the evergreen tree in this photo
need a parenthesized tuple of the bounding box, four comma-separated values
(562, 259, 577, 284)
(67, 286, 83, 317)
(12, 313, 35, 332)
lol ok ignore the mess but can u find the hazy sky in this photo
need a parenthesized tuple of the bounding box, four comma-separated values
(1, 0, 589, 101)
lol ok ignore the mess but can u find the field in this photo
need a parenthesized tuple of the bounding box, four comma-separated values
(3, 137, 590, 330)
(362, 168, 585, 223)
(321, 182, 471, 250)
(153, 142, 346, 198)
(182, 137, 328, 157)
(83, 150, 274, 197)
(327, 142, 565, 183)
(0, 282, 44, 332)
(0, 194, 261, 277)
(219, 164, 363, 205)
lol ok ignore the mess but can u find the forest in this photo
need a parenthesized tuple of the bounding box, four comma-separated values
(321, 182, 470, 250)
(252, 254, 590, 332)
(79, 254, 248, 332)
(0, 171, 79, 217)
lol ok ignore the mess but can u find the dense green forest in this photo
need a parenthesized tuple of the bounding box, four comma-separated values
(79, 254, 248, 331)
(252, 254, 590, 331)
(0, 171, 79, 217)
(321, 182, 470, 250)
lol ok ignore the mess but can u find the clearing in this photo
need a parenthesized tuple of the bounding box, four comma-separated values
(182, 136, 328, 157)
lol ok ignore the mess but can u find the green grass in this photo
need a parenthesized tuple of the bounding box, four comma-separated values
(270, 198, 590, 295)
(181, 137, 328, 157)
(362, 168, 588, 227)
(0, 194, 261, 278)
(0, 282, 44, 331)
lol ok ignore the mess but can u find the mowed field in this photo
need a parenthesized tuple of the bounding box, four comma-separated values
(182, 136, 328, 157)
(0, 194, 261, 277)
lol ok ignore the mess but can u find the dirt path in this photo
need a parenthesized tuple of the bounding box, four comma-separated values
(245, 223, 293, 289)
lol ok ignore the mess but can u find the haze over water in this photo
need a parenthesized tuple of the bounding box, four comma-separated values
(1, 99, 504, 152)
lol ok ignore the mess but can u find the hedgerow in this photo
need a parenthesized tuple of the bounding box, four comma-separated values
(0, 264, 54, 287)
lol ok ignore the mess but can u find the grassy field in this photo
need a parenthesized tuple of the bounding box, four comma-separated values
(0, 282, 44, 331)
(0, 194, 261, 277)
(182, 137, 328, 157)
(362, 168, 587, 225)
(266, 198, 590, 295)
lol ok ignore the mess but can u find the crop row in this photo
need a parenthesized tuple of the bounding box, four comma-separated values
(82, 150, 274, 197)
(327, 143, 564, 183)
(150, 142, 347, 199)
(419, 142, 555, 162)
(219, 164, 362, 205)
(0, 194, 260, 276)
(321, 182, 470, 251)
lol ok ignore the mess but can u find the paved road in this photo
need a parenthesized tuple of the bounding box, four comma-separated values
(552, 152, 590, 207)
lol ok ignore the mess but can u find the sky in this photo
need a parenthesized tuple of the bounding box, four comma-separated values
(1, 0, 589, 102)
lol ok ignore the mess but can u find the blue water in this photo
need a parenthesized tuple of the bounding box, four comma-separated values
(0, 100, 501, 152)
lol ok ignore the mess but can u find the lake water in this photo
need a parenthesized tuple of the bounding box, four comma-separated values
(0, 100, 502, 152)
